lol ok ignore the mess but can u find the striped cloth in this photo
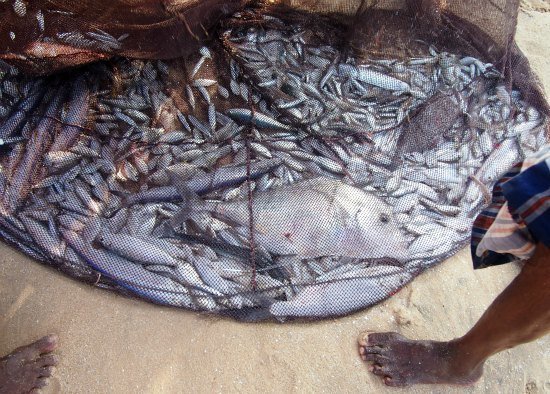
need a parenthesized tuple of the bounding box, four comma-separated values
(471, 144, 550, 269)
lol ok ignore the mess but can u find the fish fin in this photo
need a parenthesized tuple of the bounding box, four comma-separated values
(157, 221, 178, 239)
(206, 212, 244, 230)
(166, 170, 209, 230)
(168, 207, 196, 231)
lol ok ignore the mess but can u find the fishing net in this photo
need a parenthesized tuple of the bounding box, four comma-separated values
(0, 0, 548, 320)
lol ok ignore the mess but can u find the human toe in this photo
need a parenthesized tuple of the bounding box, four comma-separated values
(33, 377, 50, 389)
(358, 331, 374, 347)
(33, 335, 58, 354)
(38, 354, 59, 367)
(363, 353, 388, 363)
(39, 365, 55, 378)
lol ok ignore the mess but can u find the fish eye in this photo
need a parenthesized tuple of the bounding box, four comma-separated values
(379, 213, 390, 223)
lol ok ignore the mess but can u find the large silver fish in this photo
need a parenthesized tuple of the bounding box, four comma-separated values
(270, 266, 413, 317)
(169, 177, 409, 261)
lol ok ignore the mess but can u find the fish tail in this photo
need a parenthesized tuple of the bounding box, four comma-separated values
(166, 169, 211, 231)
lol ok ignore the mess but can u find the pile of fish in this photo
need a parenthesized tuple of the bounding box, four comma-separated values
(0, 11, 547, 319)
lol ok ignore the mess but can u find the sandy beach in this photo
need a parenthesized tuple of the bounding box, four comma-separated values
(1, 5, 549, 394)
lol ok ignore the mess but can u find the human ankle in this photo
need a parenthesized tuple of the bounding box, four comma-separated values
(445, 337, 487, 375)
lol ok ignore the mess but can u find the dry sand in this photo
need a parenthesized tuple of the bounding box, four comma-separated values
(1, 8, 550, 394)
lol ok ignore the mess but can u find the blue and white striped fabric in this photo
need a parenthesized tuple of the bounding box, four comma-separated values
(471, 144, 550, 269)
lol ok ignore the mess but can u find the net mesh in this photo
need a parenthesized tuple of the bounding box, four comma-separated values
(0, 0, 548, 320)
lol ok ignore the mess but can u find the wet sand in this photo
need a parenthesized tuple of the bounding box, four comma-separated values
(1, 8, 550, 394)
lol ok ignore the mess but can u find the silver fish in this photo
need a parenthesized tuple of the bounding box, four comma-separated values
(96, 230, 180, 267)
(270, 266, 413, 317)
(226, 109, 291, 131)
(474, 138, 521, 184)
(124, 158, 282, 205)
(170, 177, 409, 261)
(63, 229, 194, 308)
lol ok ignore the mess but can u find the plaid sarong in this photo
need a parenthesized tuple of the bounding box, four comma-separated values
(471, 144, 550, 269)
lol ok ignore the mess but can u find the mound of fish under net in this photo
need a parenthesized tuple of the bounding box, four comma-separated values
(0, 7, 547, 320)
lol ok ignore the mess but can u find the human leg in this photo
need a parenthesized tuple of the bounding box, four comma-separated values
(358, 244, 550, 387)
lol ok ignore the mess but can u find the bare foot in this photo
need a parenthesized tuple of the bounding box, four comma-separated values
(0, 335, 59, 394)
(358, 332, 483, 387)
